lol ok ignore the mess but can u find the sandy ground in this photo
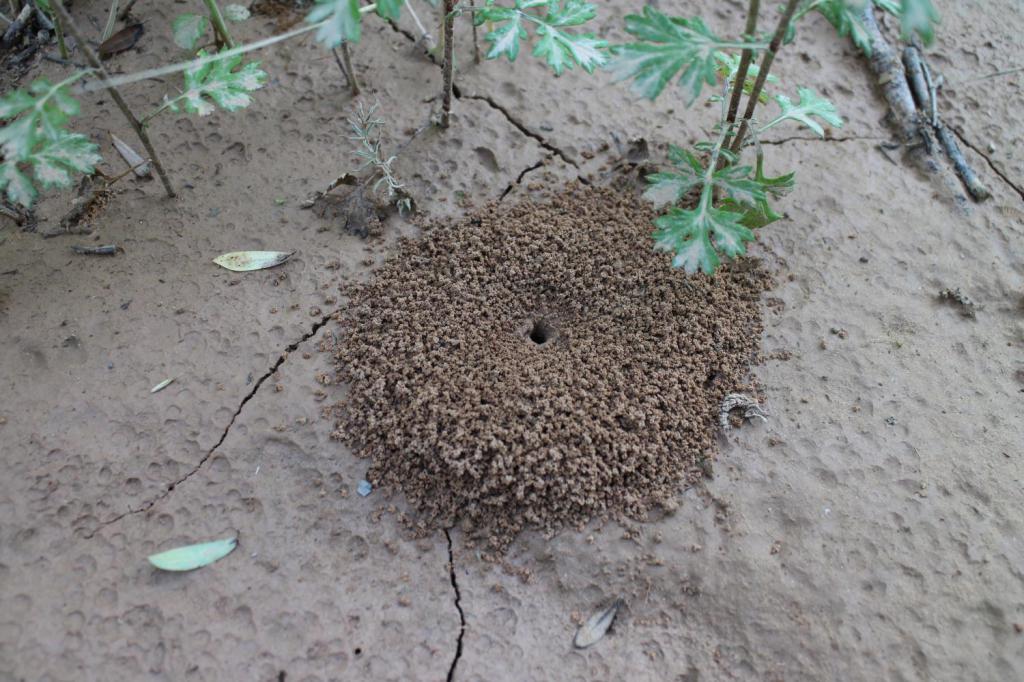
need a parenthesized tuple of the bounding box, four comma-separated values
(1, 0, 1023, 680)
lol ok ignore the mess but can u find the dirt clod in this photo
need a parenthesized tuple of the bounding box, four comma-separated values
(332, 184, 769, 549)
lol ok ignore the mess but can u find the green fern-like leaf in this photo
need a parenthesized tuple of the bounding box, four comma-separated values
(306, 0, 362, 47)
(172, 13, 209, 51)
(168, 50, 268, 116)
(375, 0, 402, 22)
(0, 131, 101, 208)
(714, 53, 778, 103)
(764, 87, 843, 137)
(0, 78, 80, 161)
(0, 76, 98, 208)
(645, 144, 796, 272)
(608, 6, 765, 104)
(654, 203, 753, 274)
(898, 0, 939, 45)
(720, 155, 794, 229)
(474, 0, 608, 75)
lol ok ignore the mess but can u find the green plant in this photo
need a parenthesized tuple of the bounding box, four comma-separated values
(0, 76, 101, 207)
(172, 0, 250, 52)
(146, 50, 268, 120)
(347, 102, 412, 214)
(467, 0, 609, 75)
(609, 0, 937, 274)
(305, 0, 402, 47)
(790, 0, 939, 54)
(434, 0, 608, 126)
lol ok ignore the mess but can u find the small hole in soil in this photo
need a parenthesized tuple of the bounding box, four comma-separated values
(353, 648, 362, 656)
(528, 320, 554, 345)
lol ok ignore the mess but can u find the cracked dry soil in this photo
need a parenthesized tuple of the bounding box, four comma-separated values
(3, 0, 1024, 680)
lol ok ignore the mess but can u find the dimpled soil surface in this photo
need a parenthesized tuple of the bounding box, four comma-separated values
(333, 185, 770, 549)
(3, 0, 1024, 679)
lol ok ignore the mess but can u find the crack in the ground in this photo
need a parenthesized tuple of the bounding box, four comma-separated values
(950, 127, 1024, 201)
(383, 13, 578, 171)
(384, 18, 437, 64)
(759, 134, 888, 145)
(462, 93, 578, 168)
(500, 156, 549, 200)
(83, 311, 338, 538)
(444, 529, 466, 682)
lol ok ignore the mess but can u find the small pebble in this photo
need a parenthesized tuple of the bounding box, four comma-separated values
(357, 480, 372, 497)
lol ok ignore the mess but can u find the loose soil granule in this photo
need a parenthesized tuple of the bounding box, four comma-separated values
(332, 183, 770, 549)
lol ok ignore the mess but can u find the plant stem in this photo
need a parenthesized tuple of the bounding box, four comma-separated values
(471, 16, 480, 64)
(104, 156, 151, 186)
(441, 0, 455, 128)
(203, 0, 235, 49)
(101, 0, 119, 41)
(117, 0, 138, 21)
(51, 0, 176, 198)
(334, 43, 360, 95)
(724, 0, 759, 130)
(51, 6, 68, 59)
(403, 0, 436, 52)
(728, 0, 800, 155)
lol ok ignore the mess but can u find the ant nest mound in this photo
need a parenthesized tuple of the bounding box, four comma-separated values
(331, 183, 770, 550)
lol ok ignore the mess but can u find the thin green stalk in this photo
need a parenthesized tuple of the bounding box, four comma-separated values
(695, 124, 732, 220)
(728, 0, 801, 155)
(51, 0, 176, 198)
(203, 0, 235, 49)
(76, 4, 379, 96)
(50, 6, 68, 59)
(101, 0, 119, 41)
(471, 15, 480, 63)
(441, 0, 455, 127)
(35, 70, 91, 107)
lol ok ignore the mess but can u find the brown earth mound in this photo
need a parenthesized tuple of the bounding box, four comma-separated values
(332, 183, 770, 549)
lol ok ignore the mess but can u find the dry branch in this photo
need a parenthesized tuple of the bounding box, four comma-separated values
(903, 45, 990, 201)
(860, 5, 967, 206)
(440, 0, 455, 128)
(51, 0, 176, 199)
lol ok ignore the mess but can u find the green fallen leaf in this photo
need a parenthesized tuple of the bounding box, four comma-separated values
(213, 250, 294, 271)
(148, 537, 237, 571)
(150, 378, 175, 393)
